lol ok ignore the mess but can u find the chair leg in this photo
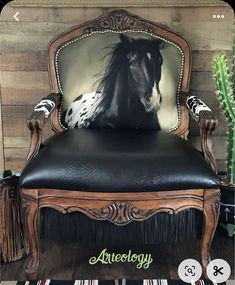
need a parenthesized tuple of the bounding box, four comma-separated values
(200, 189, 220, 277)
(22, 192, 40, 280)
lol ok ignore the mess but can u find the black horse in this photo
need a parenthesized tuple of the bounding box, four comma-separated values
(90, 34, 164, 129)
(63, 34, 165, 130)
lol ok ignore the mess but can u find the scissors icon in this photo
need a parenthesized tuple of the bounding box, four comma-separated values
(213, 265, 224, 276)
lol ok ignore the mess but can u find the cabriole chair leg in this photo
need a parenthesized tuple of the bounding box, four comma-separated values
(200, 189, 220, 277)
(22, 190, 40, 280)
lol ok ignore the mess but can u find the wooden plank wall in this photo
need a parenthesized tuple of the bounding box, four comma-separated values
(0, 4, 233, 173)
(0, 88, 5, 171)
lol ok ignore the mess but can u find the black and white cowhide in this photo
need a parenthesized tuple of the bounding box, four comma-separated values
(64, 92, 103, 128)
(186, 96, 211, 117)
(34, 99, 56, 118)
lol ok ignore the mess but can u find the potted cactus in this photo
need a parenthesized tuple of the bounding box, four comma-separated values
(212, 27, 235, 237)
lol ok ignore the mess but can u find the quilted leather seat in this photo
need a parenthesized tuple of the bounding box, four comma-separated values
(20, 129, 219, 192)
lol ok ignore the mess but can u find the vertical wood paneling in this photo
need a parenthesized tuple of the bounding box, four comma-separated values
(0, 87, 5, 172)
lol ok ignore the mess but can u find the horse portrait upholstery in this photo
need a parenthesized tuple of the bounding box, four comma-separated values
(19, 10, 220, 280)
(56, 32, 182, 131)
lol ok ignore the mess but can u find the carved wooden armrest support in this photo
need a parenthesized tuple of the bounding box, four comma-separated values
(27, 111, 47, 132)
(198, 110, 218, 172)
(26, 93, 62, 161)
(186, 96, 218, 172)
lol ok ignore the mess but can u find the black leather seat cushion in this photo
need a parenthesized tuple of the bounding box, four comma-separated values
(20, 129, 219, 192)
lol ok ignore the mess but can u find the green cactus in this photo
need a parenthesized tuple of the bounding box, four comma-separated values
(212, 27, 235, 185)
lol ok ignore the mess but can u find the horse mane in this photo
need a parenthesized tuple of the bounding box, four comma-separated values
(96, 36, 164, 108)
(96, 40, 130, 110)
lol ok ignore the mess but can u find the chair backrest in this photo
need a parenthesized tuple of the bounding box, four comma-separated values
(48, 10, 191, 138)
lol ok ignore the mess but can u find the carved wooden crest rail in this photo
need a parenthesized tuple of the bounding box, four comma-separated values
(85, 10, 154, 33)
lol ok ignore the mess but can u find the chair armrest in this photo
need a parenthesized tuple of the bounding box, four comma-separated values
(26, 93, 62, 161)
(185, 96, 218, 172)
(27, 93, 61, 130)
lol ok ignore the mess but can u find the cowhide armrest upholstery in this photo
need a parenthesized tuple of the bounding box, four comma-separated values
(186, 95, 218, 172)
(27, 93, 62, 161)
(27, 93, 61, 130)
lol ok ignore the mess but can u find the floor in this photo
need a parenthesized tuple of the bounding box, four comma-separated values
(1, 231, 234, 281)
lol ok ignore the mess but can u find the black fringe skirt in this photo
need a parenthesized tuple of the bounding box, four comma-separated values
(40, 208, 202, 245)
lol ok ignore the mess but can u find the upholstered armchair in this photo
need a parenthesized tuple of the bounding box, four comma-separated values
(19, 10, 220, 280)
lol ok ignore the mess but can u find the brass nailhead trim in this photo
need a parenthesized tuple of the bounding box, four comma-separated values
(55, 30, 184, 131)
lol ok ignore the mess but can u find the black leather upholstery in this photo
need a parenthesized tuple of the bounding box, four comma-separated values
(20, 129, 219, 192)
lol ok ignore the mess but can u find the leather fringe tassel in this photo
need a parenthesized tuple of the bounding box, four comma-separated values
(0, 170, 27, 262)
(40, 208, 202, 245)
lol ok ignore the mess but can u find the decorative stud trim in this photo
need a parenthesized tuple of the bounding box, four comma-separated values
(55, 29, 184, 132)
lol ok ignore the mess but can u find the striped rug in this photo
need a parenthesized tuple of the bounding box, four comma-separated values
(14, 279, 228, 285)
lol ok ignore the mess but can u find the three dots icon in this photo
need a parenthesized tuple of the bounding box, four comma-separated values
(213, 14, 225, 19)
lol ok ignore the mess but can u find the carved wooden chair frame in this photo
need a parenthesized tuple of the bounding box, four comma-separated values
(21, 10, 220, 280)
